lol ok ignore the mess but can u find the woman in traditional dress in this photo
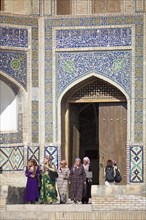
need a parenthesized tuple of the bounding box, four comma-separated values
(24, 159, 40, 204)
(57, 160, 70, 204)
(82, 157, 92, 204)
(39, 154, 58, 204)
(69, 158, 86, 204)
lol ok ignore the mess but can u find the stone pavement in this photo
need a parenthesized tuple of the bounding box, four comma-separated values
(0, 185, 146, 220)
(0, 204, 145, 220)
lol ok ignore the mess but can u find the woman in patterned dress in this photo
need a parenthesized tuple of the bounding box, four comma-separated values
(57, 160, 70, 204)
(82, 157, 92, 204)
(39, 154, 58, 204)
(69, 158, 86, 204)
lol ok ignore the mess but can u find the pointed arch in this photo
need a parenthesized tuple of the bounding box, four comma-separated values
(56, 73, 131, 145)
(0, 71, 26, 95)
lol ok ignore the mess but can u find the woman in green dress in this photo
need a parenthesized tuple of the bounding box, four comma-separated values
(40, 154, 58, 204)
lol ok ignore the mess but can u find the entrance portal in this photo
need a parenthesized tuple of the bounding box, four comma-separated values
(61, 77, 127, 184)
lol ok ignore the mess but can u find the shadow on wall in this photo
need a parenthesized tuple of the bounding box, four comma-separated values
(0, 80, 17, 131)
(7, 186, 25, 204)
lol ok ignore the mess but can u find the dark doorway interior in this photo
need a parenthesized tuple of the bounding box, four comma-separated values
(79, 103, 99, 184)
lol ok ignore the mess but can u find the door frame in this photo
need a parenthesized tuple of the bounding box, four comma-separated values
(57, 74, 130, 182)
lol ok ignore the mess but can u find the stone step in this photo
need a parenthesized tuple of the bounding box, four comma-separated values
(6, 204, 92, 212)
(0, 207, 146, 220)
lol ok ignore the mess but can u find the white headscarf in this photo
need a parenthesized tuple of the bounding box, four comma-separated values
(83, 157, 90, 171)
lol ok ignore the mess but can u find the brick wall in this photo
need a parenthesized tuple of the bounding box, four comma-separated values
(1, 0, 145, 15)
(92, 185, 146, 211)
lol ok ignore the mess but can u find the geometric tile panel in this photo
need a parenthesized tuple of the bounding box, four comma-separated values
(56, 51, 131, 96)
(130, 146, 143, 183)
(27, 146, 40, 165)
(0, 146, 24, 171)
(44, 146, 58, 169)
(0, 27, 28, 47)
(56, 28, 132, 48)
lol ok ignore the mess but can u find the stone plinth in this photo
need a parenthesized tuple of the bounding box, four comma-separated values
(0, 185, 8, 209)
(92, 185, 146, 211)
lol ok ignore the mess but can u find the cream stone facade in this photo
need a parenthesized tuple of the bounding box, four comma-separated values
(0, 0, 146, 219)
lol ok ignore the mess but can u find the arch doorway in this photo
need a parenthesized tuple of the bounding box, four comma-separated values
(61, 77, 127, 184)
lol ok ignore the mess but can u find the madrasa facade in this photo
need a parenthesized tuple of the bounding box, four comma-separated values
(0, 0, 146, 190)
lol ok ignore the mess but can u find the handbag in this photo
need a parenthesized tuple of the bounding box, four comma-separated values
(85, 171, 93, 179)
(48, 170, 58, 182)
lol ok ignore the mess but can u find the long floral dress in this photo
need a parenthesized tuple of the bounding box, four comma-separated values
(57, 167, 70, 203)
(39, 163, 58, 204)
(69, 164, 86, 203)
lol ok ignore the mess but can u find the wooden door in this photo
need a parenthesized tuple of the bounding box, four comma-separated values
(69, 104, 80, 167)
(99, 103, 127, 185)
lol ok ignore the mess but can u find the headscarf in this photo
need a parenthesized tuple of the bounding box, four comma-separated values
(83, 157, 90, 164)
(83, 157, 90, 171)
(73, 158, 81, 168)
(44, 154, 51, 160)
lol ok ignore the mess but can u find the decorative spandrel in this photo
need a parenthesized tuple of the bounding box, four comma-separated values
(56, 51, 131, 96)
(0, 51, 27, 88)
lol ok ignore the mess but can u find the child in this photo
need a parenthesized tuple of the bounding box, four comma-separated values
(24, 159, 40, 204)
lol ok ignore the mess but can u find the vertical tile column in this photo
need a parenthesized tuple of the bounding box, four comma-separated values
(143, 14, 146, 183)
(134, 17, 143, 143)
(31, 20, 39, 144)
(38, 16, 45, 160)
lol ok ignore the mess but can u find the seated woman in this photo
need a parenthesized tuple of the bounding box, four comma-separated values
(39, 154, 58, 204)
(69, 158, 86, 204)
(57, 160, 70, 204)
(24, 159, 40, 204)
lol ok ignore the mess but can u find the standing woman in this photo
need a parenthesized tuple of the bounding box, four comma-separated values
(24, 159, 40, 204)
(57, 160, 70, 204)
(69, 158, 86, 204)
(82, 157, 92, 204)
(40, 155, 58, 204)
(104, 160, 116, 186)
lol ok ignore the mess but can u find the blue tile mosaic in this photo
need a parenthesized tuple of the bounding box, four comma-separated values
(56, 28, 132, 48)
(0, 15, 39, 145)
(0, 51, 27, 88)
(44, 146, 59, 169)
(27, 146, 40, 164)
(130, 145, 143, 183)
(0, 146, 24, 171)
(32, 101, 39, 143)
(45, 15, 144, 144)
(56, 51, 131, 96)
(0, 27, 28, 47)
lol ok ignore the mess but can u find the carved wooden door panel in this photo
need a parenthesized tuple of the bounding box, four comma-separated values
(69, 104, 80, 167)
(99, 103, 127, 185)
